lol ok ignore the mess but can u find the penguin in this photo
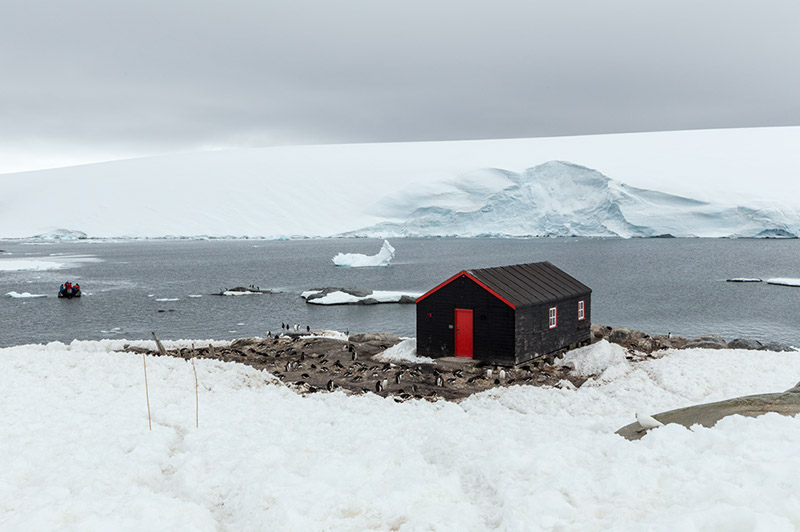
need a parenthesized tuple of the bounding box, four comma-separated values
(486, 368, 493, 378)
(395, 372, 403, 384)
(411, 384, 418, 393)
(281, 322, 285, 330)
(381, 378, 388, 390)
(375, 380, 383, 393)
(285, 361, 292, 372)
(267, 331, 271, 338)
(306, 325, 310, 332)
(499, 369, 506, 380)
(326, 379, 334, 392)
(436, 375, 444, 387)
(351, 351, 357, 361)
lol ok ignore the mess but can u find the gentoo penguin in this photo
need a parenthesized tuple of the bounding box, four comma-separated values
(351, 351, 357, 361)
(306, 325, 310, 332)
(375, 380, 383, 392)
(436, 375, 444, 387)
(326, 379, 334, 392)
(499, 369, 506, 380)
(485, 368, 493, 378)
(395, 372, 403, 384)
(381, 378, 388, 390)
(636, 412, 664, 431)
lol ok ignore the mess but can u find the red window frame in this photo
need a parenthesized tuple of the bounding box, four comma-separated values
(578, 300, 585, 321)
(548, 307, 557, 329)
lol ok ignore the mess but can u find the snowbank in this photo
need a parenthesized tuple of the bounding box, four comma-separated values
(0, 259, 63, 271)
(5, 291, 47, 298)
(332, 239, 396, 267)
(2, 340, 800, 529)
(767, 278, 800, 287)
(373, 338, 435, 365)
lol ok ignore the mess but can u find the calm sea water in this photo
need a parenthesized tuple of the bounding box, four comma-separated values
(1, 238, 799, 348)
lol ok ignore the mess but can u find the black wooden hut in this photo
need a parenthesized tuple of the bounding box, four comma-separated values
(415, 261, 591, 365)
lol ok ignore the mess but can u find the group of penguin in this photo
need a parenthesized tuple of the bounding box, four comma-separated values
(280, 323, 309, 333)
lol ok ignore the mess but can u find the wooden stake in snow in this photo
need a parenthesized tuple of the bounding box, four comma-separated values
(191, 343, 199, 428)
(142, 353, 152, 431)
(151, 331, 167, 356)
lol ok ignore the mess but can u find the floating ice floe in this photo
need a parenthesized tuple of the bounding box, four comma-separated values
(5, 291, 47, 298)
(726, 278, 762, 283)
(155, 298, 180, 302)
(0, 259, 63, 272)
(188, 294, 203, 298)
(302, 287, 420, 305)
(767, 278, 800, 287)
(332, 240, 395, 267)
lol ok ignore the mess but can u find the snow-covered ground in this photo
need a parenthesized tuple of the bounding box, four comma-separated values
(2, 127, 800, 239)
(2, 339, 799, 529)
(332, 240, 396, 267)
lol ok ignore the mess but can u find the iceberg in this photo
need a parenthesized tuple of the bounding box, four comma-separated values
(332, 240, 395, 267)
(5, 291, 47, 298)
(767, 278, 800, 287)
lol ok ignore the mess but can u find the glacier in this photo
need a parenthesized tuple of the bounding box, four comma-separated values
(344, 161, 800, 238)
(1, 128, 800, 239)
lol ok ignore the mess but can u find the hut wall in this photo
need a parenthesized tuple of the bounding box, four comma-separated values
(517, 294, 591, 361)
(416, 276, 515, 363)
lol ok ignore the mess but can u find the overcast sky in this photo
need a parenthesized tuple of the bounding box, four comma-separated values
(2, 0, 799, 173)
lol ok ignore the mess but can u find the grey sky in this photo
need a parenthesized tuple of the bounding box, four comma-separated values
(2, 0, 799, 172)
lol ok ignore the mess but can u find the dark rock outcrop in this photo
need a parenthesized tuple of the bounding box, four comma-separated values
(727, 338, 763, 350)
(684, 335, 728, 350)
(616, 391, 800, 441)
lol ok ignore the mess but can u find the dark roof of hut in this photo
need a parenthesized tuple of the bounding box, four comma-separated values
(416, 261, 591, 309)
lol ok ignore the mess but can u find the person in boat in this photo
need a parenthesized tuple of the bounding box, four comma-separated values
(74, 283, 81, 295)
(59, 283, 65, 296)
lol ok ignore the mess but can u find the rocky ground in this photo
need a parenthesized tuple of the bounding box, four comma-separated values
(122, 332, 584, 402)
(591, 324, 796, 353)
(121, 325, 795, 403)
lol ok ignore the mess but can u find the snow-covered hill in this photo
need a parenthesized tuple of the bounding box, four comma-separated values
(2, 127, 799, 239)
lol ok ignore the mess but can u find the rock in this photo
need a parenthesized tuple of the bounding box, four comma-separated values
(634, 338, 655, 352)
(616, 392, 800, 440)
(760, 342, 796, 352)
(398, 295, 417, 304)
(591, 324, 612, 341)
(786, 382, 800, 393)
(231, 337, 261, 348)
(608, 328, 631, 345)
(629, 329, 649, 341)
(727, 338, 763, 350)
(684, 335, 727, 349)
(349, 332, 401, 344)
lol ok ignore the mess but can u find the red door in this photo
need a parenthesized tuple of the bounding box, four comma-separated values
(454, 308, 473, 358)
